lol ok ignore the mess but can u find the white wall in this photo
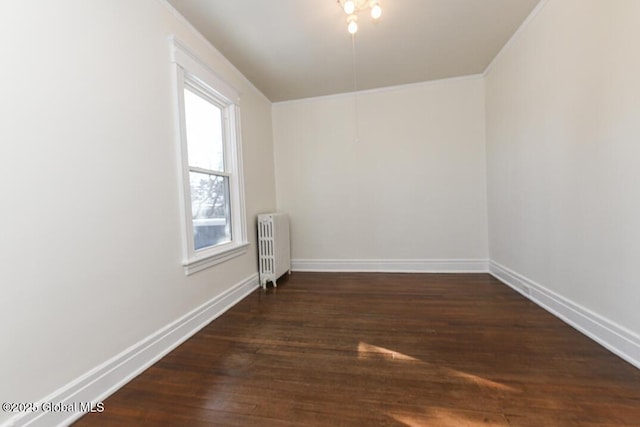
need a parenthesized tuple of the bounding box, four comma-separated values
(0, 1, 275, 423)
(486, 0, 640, 340)
(273, 78, 488, 266)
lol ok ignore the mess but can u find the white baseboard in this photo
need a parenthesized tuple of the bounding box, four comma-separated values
(489, 261, 640, 370)
(5, 273, 259, 427)
(291, 258, 489, 273)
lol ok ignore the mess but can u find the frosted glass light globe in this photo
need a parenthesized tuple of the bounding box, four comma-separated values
(344, 0, 356, 15)
(348, 19, 358, 34)
(371, 4, 382, 19)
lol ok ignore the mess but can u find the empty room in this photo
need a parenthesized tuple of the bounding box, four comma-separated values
(2, 0, 640, 426)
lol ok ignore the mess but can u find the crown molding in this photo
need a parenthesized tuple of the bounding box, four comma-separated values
(483, 0, 550, 77)
(273, 74, 484, 107)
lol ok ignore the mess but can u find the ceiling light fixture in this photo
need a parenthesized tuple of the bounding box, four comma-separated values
(337, 0, 384, 144)
(338, 0, 382, 34)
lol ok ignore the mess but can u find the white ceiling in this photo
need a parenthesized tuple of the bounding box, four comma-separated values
(166, 0, 541, 102)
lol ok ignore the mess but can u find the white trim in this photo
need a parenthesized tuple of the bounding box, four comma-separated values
(229, 104, 248, 248)
(483, 0, 550, 77)
(3, 274, 260, 427)
(169, 36, 240, 104)
(273, 74, 485, 106)
(489, 261, 640, 370)
(157, 0, 271, 104)
(170, 36, 249, 274)
(183, 242, 249, 275)
(291, 259, 489, 273)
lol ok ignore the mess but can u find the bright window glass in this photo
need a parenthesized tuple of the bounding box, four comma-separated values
(184, 88, 224, 172)
(189, 172, 231, 250)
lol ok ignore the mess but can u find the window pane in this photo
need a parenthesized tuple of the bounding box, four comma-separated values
(184, 88, 224, 172)
(190, 172, 231, 250)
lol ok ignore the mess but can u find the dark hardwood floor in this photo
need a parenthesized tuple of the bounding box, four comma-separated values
(75, 273, 640, 426)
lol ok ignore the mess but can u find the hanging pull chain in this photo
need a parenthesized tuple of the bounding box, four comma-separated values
(351, 34, 360, 143)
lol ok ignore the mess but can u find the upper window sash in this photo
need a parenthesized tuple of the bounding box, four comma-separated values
(183, 83, 228, 174)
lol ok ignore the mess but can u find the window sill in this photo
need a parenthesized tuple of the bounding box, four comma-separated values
(183, 242, 249, 275)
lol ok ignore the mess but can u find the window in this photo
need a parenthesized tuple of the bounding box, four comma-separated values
(170, 37, 248, 275)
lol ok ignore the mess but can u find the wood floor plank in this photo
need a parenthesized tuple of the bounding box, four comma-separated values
(74, 273, 640, 426)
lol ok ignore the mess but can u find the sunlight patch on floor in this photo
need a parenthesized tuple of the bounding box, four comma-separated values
(389, 408, 509, 427)
(357, 341, 420, 361)
(444, 368, 518, 392)
(356, 341, 517, 393)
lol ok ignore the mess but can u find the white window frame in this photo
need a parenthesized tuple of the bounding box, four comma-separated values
(169, 36, 248, 275)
